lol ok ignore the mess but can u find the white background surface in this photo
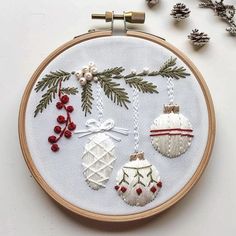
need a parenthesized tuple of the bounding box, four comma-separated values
(0, 0, 235, 235)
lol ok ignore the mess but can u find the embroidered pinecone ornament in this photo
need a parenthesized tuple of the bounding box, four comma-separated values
(188, 29, 210, 47)
(150, 105, 194, 158)
(115, 152, 162, 207)
(146, 0, 159, 8)
(82, 133, 116, 190)
(170, 3, 191, 21)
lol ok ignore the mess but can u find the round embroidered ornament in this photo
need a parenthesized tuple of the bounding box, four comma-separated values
(115, 152, 162, 206)
(150, 105, 194, 158)
(18, 31, 215, 222)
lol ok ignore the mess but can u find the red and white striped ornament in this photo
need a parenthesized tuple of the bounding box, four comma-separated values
(150, 105, 194, 158)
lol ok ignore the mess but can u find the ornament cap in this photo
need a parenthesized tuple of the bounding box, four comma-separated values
(163, 104, 180, 114)
(130, 151, 144, 161)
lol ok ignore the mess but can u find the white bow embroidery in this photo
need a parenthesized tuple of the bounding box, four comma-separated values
(75, 119, 129, 141)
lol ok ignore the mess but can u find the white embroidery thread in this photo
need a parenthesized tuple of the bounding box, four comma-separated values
(115, 88, 162, 206)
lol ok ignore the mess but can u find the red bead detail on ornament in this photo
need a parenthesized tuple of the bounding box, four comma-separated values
(64, 130, 72, 138)
(66, 106, 74, 113)
(57, 115, 66, 124)
(48, 135, 57, 144)
(136, 188, 142, 195)
(150, 186, 157, 193)
(60, 95, 69, 104)
(51, 144, 59, 152)
(68, 122, 76, 131)
(157, 181, 162, 188)
(120, 186, 127, 193)
(114, 185, 120, 191)
(56, 102, 63, 110)
(54, 126, 62, 134)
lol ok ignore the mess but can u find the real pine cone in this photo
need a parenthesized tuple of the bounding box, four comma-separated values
(188, 29, 210, 46)
(170, 3, 191, 21)
(146, 0, 159, 8)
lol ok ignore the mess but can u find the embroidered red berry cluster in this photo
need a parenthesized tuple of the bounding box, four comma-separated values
(48, 82, 76, 152)
(114, 181, 162, 195)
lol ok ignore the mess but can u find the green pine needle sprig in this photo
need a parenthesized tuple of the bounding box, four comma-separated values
(98, 76, 130, 109)
(81, 81, 94, 116)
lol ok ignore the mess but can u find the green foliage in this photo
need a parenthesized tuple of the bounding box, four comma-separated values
(98, 76, 130, 109)
(34, 71, 77, 117)
(60, 87, 78, 95)
(34, 86, 58, 117)
(81, 81, 94, 116)
(35, 70, 71, 92)
(150, 57, 190, 79)
(125, 77, 158, 94)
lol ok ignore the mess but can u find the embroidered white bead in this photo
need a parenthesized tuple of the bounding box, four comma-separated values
(115, 152, 162, 206)
(84, 72, 93, 81)
(79, 77, 87, 86)
(150, 110, 194, 158)
(75, 70, 83, 79)
(82, 133, 116, 190)
(143, 67, 149, 75)
(76, 62, 98, 85)
(131, 69, 137, 75)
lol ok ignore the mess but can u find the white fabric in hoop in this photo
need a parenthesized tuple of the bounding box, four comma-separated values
(25, 36, 209, 215)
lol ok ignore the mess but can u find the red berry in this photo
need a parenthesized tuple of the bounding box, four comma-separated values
(114, 185, 120, 191)
(66, 106, 74, 113)
(68, 122, 76, 131)
(61, 95, 69, 104)
(136, 188, 142, 195)
(51, 144, 59, 152)
(64, 130, 72, 138)
(120, 186, 127, 193)
(157, 181, 162, 188)
(48, 135, 57, 144)
(54, 126, 61, 134)
(150, 186, 157, 193)
(56, 102, 63, 109)
(57, 115, 66, 124)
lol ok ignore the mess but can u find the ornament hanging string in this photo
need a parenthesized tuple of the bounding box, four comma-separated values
(133, 88, 140, 152)
(96, 83, 104, 122)
(167, 77, 174, 105)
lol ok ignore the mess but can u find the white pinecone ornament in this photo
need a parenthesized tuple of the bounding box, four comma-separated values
(171, 3, 191, 21)
(82, 133, 116, 190)
(188, 29, 210, 47)
(150, 105, 194, 158)
(146, 0, 159, 8)
(115, 152, 162, 207)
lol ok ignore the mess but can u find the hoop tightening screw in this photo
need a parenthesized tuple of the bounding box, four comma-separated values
(92, 11, 145, 24)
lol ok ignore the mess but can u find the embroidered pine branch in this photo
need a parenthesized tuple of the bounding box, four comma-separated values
(98, 76, 130, 109)
(34, 71, 77, 117)
(34, 86, 58, 117)
(150, 57, 190, 79)
(97, 67, 125, 78)
(60, 87, 78, 95)
(81, 81, 94, 116)
(125, 77, 158, 94)
(35, 70, 71, 92)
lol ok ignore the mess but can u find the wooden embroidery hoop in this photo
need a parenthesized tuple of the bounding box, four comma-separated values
(18, 28, 215, 222)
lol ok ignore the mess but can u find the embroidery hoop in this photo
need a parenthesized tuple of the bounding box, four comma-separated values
(18, 22, 215, 222)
